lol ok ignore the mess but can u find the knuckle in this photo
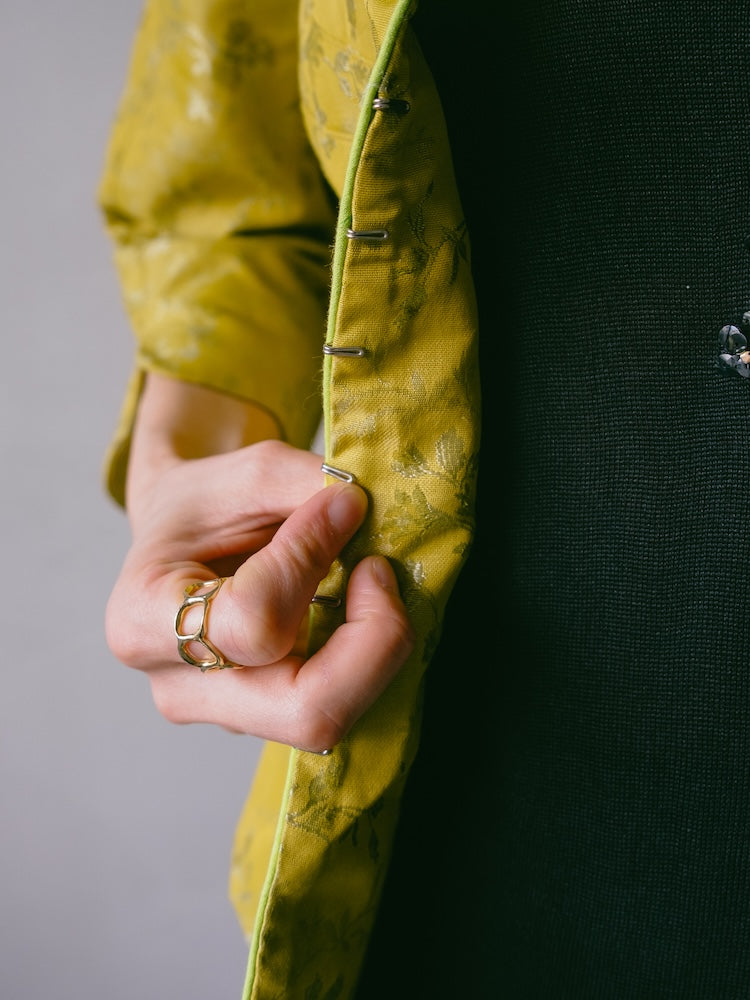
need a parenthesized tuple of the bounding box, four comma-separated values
(287, 688, 347, 753)
(295, 711, 347, 755)
(227, 596, 296, 665)
(104, 589, 141, 667)
(380, 610, 417, 665)
(280, 530, 332, 580)
(150, 677, 190, 726)
(247, 438, 288, 473)
(393, 615, 417, 658)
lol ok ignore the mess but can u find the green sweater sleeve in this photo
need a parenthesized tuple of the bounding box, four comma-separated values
(98, 0, 336, 504)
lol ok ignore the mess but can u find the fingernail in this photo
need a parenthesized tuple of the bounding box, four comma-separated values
(327, 484, 368, 534)
(371, 555, 396, 591)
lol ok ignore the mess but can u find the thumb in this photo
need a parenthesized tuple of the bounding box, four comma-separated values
(218, 482, 369, 665)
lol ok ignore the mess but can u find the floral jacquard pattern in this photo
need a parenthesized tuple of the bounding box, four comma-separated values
(237, 2, 480, 997)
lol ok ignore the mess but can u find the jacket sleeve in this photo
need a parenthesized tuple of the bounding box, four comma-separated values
(98, 0, 336, 504)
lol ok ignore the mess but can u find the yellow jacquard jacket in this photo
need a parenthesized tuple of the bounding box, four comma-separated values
(100, 1, 480, 996)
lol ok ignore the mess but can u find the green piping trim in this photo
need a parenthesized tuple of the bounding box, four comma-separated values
(241, 747, 298, 1000)
(322, 0, 414, 456)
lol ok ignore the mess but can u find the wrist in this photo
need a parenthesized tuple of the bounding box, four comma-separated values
(126, 372, 282, 510)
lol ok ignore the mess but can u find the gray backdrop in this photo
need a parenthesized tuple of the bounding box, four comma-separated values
(1, 3, 262, 997)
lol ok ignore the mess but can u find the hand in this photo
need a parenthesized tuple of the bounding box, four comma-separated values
(106, 440, 414, 752)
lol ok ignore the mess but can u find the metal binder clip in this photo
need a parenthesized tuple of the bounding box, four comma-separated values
(321, 463, 356, 483)
(311, 594, 342, 608)
(346, 228, 389, 242)
(323, 344, 366, 357)
(372, 96, 411, 114)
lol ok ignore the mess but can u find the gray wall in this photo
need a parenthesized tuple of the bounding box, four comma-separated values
(1, 4, 261, 997)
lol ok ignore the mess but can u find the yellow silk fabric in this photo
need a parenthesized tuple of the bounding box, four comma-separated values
(99, 0, 336, 501)
(100, 1, 480, 996)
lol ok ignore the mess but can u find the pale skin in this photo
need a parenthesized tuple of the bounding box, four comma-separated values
(106, 372, 415, 753)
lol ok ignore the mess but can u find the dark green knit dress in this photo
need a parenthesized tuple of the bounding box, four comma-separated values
(358, 4, 750, 997)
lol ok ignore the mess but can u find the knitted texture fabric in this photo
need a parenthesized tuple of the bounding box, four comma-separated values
(358, 3, 750, 998)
